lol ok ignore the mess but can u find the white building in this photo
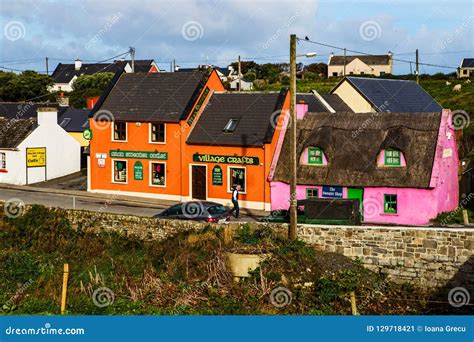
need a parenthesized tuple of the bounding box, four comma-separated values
(327, 52, 393, 78)
(0, 108, 81, 185)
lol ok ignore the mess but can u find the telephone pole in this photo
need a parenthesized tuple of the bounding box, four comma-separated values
(415, 49, 419, 84)
(130, 47, 135, 73)
(343, 48, 347, 77)
(45, 57, 49, 75)
(238, 55, 242, 92)
(289, 34, 297, 241)
(173, 59, 176, 72)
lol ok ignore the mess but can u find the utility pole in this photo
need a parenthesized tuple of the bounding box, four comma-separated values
(415, 49, 419, 84)
(45, 57, 49, 75)
(130, 47, 135, 73)
(343, 48, 346, 77)
(238, 55, 242, 92)
(170, 61, 172, 72)
(173, 59, 176, 72)
(289, 34, 297, 241)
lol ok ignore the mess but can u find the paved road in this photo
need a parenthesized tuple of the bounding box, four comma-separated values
(0, 187, 261, 221)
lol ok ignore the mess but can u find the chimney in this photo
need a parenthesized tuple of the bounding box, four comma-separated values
(37, 107, 58, 126)
(297, 100, 309, 120)
(75, 59, 82, 71)
(86, 96, 100, 110)
(56, 92, 69, 107)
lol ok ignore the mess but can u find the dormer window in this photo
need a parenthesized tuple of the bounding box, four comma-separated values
(308, 147, 323, 165)
(223, 119, 239, 133)
(384, 148, 401, 166)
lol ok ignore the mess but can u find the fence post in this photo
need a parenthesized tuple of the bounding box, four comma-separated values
(61, 263, 69, 314)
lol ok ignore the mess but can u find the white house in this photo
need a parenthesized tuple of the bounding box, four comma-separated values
(0, 108, 81, 185)
(227, 65, 254, 90)
(457, 58, 474, 78)
(327, 52, 393, 78)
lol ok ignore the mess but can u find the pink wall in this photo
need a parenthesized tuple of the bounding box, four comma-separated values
(270, 110, 459, 225)
(297, 102, 309, 120)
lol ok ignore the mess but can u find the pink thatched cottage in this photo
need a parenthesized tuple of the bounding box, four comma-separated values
(269, 108, 459, 225)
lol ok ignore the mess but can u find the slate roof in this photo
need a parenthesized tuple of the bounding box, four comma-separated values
(187, 90, 287, 147)
(51, 60, 154, 83)
(0, 102, 66, 120)
(296, 93, 353, 112)
(58, 108, 90, 132)
(461, 58, 474, 68)
(93, 71, 212, 122)
(273, 111, 441, 189)
(0, 118, 37, 148)
(333, 77, 442, 112)
(329, 55, 390, 66)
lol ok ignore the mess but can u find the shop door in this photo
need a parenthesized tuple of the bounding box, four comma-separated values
(192, 165, 207, 200)
(347, 188, 364, 221)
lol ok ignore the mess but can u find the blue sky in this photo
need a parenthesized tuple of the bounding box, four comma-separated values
(0, 0, 472, 75)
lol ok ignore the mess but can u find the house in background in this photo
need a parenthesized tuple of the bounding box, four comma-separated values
(457, 58, 474, 78)
(50, 59, 159, 92)
(0, 108, 81, 185)
(331, 76, 442, 113)
(227, 65, 254, 90)
(328, 52, 393, 77)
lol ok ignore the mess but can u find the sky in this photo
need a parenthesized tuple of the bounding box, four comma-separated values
(0, 0, 473, 75)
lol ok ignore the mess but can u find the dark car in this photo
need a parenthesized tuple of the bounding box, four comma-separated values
(154, 201, 231, 223)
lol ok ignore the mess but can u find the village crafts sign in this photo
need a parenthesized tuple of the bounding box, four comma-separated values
(193, 153, 259, 165)
(110, 150, 168, 160)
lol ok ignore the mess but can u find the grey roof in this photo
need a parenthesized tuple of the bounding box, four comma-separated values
(296, 93, 353, 113)
(0, 118, 37, 148)
(329, 55, 390, 66)
(187, 90, 287, 147)
(334, 77, 442, 113)
(95, 71, 211, 122)
(0, 102, 66, 120)
(461, 58, 474, 68)
(51, 60, 154, 84)
(58, 108, 90, 132)
(320, 94, 353, 112)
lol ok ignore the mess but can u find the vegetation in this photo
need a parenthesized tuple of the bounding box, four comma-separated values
(0, 205, 459, 315)
(68, 72, 114, 108)
(0, 70, 54, 102)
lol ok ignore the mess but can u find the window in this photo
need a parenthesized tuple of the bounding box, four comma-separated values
(165, 204, 183, 216)
(113, 160, 127, 183)
(150, 123, 165, 143)
(150, 162, 166, 186)
(332, 72, 338, 77)
(113, 122, 127, 141)
(223, 119, 239, 133)
(463, 70, 468, 75)
(308, 147, 323, 165)
(0, 152, 5, 169)
(380, 71, 386, 76)
(306, 188, 318, 199)
(349, 72, 354, 75)
(229, 167, 246, 192)
(360, 72, 365, 75)
(384, 149, 401, 166)
(59, 118, 71, 128)
(384, 194, 397, 213)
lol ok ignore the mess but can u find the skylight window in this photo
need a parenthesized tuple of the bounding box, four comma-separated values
(223, 118, 239, 133)
(59, 118, 71, 127)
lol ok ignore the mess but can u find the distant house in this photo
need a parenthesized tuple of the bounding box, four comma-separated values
(330, 76, 442, 113)
(176, 65, 230, 83)
(457, 58, 474, 78)
(227, 65, 254, 90)
(0, 108, 81, 185)
(50, 59, 158, 92)
(328, 52, 393, 78)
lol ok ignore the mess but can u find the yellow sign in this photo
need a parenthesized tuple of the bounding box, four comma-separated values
(26, 147, 46, 167)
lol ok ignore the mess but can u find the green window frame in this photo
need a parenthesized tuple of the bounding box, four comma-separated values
(306, 188, 318, 199)
(384, 149, 400, 166)
(308, 147, 323, 165)
(384, 194, 397, 213)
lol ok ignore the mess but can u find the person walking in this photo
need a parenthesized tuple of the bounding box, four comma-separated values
(230, 184, 240, 218)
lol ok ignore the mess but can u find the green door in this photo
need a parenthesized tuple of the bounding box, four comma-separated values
(347, 188, 364, 221)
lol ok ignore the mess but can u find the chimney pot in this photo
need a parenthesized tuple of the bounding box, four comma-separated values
(75, 59, 82, 71)
(37, 107, 58, 126)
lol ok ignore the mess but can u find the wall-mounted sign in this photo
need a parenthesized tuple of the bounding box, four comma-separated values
(96, 153, 107, 159)
(98, 158, 106, 168)
(134, 161, 143, 180)
(26, 147, 46, 168)
(193, 153, 259, 165)
(212, 165, 223, 185)
(83, 128, 93, 141)
(110, 150, 168, 160)
(322, 186, 343, 198)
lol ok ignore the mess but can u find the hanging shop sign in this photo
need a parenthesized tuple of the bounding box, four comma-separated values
(212, 165, 223, 185)
(193, 153, 259, 165)
(134, 161, 143, 180)
(83, 128, 93, 141)
(26, 147, 46, 168)
(322, 186, 343, 198)
(109, 150, 168, 160)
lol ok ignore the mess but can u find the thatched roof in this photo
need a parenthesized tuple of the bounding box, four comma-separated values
(272, 112, 442, 188)
(0, 118, 36, 148)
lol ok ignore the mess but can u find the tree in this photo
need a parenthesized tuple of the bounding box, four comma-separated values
(0, 70, 53, 102)
(69, 72, 114, 108)
(304, 63, 328, 76)
(244, 72, 256, 82)
(229, 60, 258, 75)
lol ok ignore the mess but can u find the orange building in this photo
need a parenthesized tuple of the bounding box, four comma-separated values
(88, 69, 289, 210)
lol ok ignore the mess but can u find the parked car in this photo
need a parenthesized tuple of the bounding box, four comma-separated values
(154, 201, 231, 223)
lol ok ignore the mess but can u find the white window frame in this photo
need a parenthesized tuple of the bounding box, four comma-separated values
(149, 161, 167, 188)
(111, 159, 128, 184)
(148, 123, 166, 144)
(0, 152, 6, 169)
(111, 122, 128, 142)
(227, 166, 247, 194)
